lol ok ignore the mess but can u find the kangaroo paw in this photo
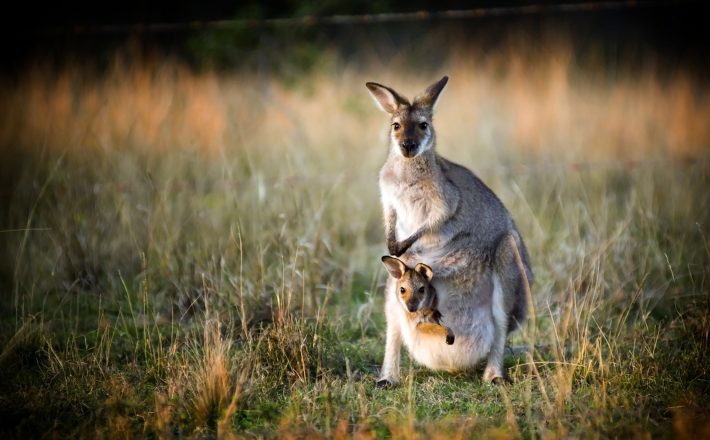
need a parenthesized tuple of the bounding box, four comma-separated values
(483, 366, 509, 384)
(483, 366, 512, 385)
(492, 376, 513, 385)
(446, 333, 455, 345)
(376, 379, 396, 389)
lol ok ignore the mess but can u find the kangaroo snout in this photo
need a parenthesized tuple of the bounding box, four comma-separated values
(400, 140, 418, 157)
(406, 301, 420, 312)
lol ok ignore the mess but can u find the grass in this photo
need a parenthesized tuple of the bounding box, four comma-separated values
(1, 44, 709, 438)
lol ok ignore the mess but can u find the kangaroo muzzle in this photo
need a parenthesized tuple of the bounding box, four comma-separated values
(400, 140, 418, 158)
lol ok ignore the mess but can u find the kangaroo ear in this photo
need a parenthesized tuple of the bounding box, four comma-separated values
(382, 256, 407, 279)
(414, 263, 434, 281)
(366, 82, 409, 114)
(414, 76, 448, 110)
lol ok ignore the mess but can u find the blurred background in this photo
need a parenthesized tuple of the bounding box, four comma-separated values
(2, 0, 709, 158)
(1, 1, 709, 437)
(2, 0, 709, 314)
(2, 0, 710, 321)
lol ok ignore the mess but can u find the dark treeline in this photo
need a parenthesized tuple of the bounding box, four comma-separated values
(1, 1, 709, 77)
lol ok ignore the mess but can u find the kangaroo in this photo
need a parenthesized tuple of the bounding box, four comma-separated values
(367, 76, 534, 387)
(381, 256, 455, 347)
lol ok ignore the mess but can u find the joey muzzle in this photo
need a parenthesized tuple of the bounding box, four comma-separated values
(405, 300, 419, 312)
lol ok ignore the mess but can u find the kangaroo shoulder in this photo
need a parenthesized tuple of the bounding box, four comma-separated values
(439, 156, 478, 186)
(441, 156, 506, 206)
(379, 160, 396, 184)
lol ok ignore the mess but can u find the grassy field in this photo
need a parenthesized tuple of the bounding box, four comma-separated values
(1, 46, 709, 438)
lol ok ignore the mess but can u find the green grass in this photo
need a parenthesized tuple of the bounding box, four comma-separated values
(1, 58, 709, 438)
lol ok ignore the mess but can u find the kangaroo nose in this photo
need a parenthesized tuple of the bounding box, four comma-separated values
(400, 140, 417, 156)
(406, 302, 418, 312)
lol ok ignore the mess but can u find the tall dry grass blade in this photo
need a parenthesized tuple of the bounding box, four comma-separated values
(217, 367, 250, 440)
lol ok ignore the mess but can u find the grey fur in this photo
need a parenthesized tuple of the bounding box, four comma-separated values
(367, 76, 534, 386)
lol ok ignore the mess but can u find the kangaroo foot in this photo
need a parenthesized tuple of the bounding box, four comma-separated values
(483, 366, 511, 384)
(376, 378, 397, 389)
(492, 376, 513, 385)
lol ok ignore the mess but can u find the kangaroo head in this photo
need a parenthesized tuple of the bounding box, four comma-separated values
(366, 76, 448, 159)
(381, 256, 435, 313)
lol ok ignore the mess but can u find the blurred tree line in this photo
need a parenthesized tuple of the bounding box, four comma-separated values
(1, 1, 709, 79)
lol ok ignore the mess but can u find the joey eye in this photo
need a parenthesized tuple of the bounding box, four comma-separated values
(392, 122, 401, 131)
(419, 122, 428, 130)
(419, 287, 425, 293)
(399, 287, 406, 294)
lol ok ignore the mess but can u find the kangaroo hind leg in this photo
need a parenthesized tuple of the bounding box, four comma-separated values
(484, 233, 526, 384)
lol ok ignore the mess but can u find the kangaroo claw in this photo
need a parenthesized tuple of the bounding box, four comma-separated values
(376, 379, 396, 389)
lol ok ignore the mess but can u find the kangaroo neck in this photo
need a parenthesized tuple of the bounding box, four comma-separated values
(388, 148, 440, 183)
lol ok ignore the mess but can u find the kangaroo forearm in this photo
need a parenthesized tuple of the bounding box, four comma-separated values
(394, 229, 424, 255)
(416, 322, 448, 337)
(396, 214, 446, 254)
(387, 233, 398, 254)
(416, 321, 455, 345)
(403, 195, 458, 247)
(385, 208, 398, 253)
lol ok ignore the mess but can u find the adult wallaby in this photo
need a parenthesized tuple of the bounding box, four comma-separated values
(366, 76, 534, 387)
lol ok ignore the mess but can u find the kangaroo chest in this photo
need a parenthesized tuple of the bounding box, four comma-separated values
(381, 177, 447, 238)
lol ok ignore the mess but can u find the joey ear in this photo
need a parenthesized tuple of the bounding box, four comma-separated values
(414, 263, 434, 281)
(414, 76, 449, 110)
(382, 256, 407, 279)
(366, 82, 409, 114)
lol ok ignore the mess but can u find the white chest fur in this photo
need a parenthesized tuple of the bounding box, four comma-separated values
(380, 176, 451, 241)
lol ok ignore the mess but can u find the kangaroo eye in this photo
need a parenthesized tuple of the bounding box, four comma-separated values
(419, 122, 428, 130)
(392, 122, 401, 131)
(419, 287, 425, 293)
(399, 287, 406, 294)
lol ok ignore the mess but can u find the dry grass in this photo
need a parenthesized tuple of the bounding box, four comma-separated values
(0, 40, 709, 438)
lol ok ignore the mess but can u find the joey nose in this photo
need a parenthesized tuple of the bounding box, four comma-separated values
(406, 302, 418, 312)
